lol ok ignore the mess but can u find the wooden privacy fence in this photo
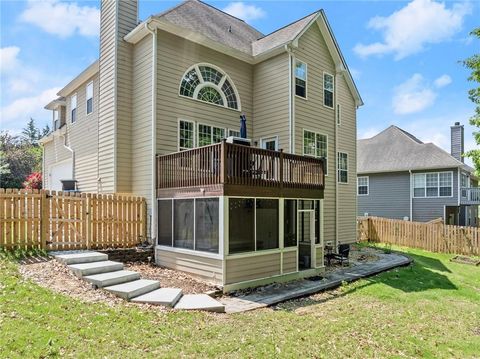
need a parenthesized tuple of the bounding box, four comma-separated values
(358, 216, 480, 256)
(0, 189, 147, 251)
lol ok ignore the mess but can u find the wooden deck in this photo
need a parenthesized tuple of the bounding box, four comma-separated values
(156, 142, 325, 199)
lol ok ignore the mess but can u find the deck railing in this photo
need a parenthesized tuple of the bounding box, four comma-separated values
(156, 142, 325, 191)
(460, 187, 480, 205)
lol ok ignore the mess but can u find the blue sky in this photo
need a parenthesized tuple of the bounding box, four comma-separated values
(0, 0, 478, 164)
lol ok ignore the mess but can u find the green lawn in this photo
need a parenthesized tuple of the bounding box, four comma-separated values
(1, 247, 479, 358)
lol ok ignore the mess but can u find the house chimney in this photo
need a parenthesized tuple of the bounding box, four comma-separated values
(450, 122, 464, 163)
(98, 0, 137, 192)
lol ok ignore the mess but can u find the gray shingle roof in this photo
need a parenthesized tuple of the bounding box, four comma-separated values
(358, 125, 474, 174)
(155, 0, 263, 55)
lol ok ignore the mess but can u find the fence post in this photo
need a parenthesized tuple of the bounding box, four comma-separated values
(40, 190, 48, 250)
(83, 193, 91, 249)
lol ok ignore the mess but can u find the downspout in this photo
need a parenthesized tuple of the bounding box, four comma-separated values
(409, 170, 413, 221)
(285, 44, 294, 154)
(61, 132, 75, 180)
(146, 21, 158, 244)
(334, 71, 339, 247)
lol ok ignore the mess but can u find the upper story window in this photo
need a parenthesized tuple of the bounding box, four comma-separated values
(228, 129, 240, 137)
(86, 82, 93, 115)
(179, 64, 240, 110)
(324, 73, 334, 108)
(337, 152, 348, 183)
(358, 176, 369, 195)
(303, 129, 328, 175)
(413, 172, 452, 198)
(71, 94, 77, 123)
(295, 60, 307, 98)
(53, 109, 59, 130)
(198, 124, 225, 146)
(179, 120, 195, 151)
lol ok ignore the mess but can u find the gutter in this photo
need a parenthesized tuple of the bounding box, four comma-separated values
(146, 21, 158, 244)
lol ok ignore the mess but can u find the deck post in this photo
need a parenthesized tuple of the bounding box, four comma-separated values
(279, 149, 284, 191)
(220, 140, 227, 184)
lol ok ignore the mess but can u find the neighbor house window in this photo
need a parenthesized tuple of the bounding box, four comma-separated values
(357, 176, 369, 195)
(179, 64, 240, 110)
(324, 73, 334, 108)
(71, 94, 77, 123)
(198, 124, 225, 146)
(295, 60, 307, 98)
(229, 198, 279, 254)
(303, 130, 328, 174)
(179, 120, 194, 151)
(337, 152, 348, 183)
(413, 172, 452, 198)
(86, 82, 93, 115)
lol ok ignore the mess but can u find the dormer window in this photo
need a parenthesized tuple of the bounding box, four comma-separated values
(179, 64, 240, 110)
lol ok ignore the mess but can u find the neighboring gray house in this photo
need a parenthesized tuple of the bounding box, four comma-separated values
(357, 123, 479, 226)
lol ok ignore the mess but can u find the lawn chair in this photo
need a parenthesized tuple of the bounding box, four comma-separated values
(325, 244, 350, 266)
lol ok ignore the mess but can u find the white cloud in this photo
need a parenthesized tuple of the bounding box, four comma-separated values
(434, 74, 452, 88)
(222, 2, 266, 22)
(1, 87, 61, 128)
(354, 0, 471, 60)
(20, 0, 99, 38)
(0, 46, 20, 73)
(392, 73, 437, 115)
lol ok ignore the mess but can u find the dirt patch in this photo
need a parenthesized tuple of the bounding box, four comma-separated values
(124, 263, 218, 294)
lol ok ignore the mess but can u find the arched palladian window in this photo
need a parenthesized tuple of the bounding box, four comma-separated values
(179, 64, 241, 110)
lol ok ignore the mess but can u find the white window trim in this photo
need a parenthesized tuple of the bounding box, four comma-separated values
(85, 81, 94, 116)
(412, 171, 454, 198)
(357, 176, 369, 196)
(260, 136, 279, 151)
(70, 93, 77, 123)
(196, 122, 226, 147)
(302, 128, 328, 176)
(177, 118, 195, 152)
(323, 71, 334, 109)
(337, 151, 349, 184)
(294, 58, 308, 100)
(178, 62, 242, 111)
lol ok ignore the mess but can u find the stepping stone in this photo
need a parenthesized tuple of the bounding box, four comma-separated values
(55, 251, 108, 265)
(68, 261, 123, 277)
(174, 294, 225, 313)
(131, 288, 183, 307)
(104, 279, 160, 300)
(84, 270, 140, 288)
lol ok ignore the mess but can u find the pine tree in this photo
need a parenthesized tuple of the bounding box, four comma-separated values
(21, 118, 40, 145)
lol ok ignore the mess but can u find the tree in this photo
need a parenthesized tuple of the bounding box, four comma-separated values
(462, 27, 480, 175)
(21, 118, 40, 145)
(41, 124, 51, 137)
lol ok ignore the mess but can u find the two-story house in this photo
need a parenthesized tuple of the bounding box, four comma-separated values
(40, 0, 362, 291)
(357, 124, 479, 227)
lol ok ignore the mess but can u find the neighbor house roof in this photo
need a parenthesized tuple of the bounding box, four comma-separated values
(358, 125, 475, 174)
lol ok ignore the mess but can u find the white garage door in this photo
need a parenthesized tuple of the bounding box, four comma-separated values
(48, 160, 73, 191)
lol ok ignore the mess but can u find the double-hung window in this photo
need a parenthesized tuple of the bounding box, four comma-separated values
(324, 73, 334, 108)
(86, 82, 93, 115)
(295, 60, 307, 98)
(303, 130, 328, 174)
(228, 129, 240, 137)
(357, 176, 369, 195)
(71, 94, 77, 123)
(337, 152, 348, 183)
(198, 124, 225, 146)
(413, 172, 452, 198)
(179, 120, 194, 151)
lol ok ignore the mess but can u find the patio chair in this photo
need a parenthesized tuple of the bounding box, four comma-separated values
(326, 244, 350, 266)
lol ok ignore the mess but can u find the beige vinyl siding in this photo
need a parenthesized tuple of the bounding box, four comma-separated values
(43, 137, 72, 189)
(336, 74, 357, 244)
(282, 249, 297, 273)
(155, 31, 253, 155)
(155, 249, 223, 285)
(253, 53, 290, 151)
(225, 253, 281, 284)
(131, 35, 153, 207)
(293, 24, 337, 246)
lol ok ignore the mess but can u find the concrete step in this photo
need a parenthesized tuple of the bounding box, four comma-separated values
(174, 294, 225, 313)
(54, 251, 108, 265)
(131, 288, 183, 307)
(104, 279, 160, 300)
(68, 261, 123, 277)
(83, 270, 140, 288)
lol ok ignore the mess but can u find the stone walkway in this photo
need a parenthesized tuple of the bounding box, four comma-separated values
(220, 252, 412, 313)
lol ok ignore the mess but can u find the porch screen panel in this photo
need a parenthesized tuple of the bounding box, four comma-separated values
(174, 199, 194, 249)
(158, 200, 173, 246)
(284, 200, 297, 247)
(195, 198, 219, 253)
(256, 199, 279, 250)
(229, 198, 255, 254)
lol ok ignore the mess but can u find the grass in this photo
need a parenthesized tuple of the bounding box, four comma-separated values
(1, 246, 479, 358)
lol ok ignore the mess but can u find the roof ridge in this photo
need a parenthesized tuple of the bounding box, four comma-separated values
(255, 10, 320, 41)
